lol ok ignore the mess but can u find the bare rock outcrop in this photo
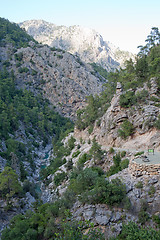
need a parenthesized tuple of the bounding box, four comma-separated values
(19, 20, 135, 71)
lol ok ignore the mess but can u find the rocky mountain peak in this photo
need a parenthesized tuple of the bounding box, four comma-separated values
(19, 20, 135, 71)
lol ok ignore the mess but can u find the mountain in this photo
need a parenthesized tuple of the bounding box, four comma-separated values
(1, 18, 160, 239)
(19, 20, 135, 71)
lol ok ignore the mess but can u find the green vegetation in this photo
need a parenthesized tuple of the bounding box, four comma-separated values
(54, 171, 67, 186)
(0, 68, 73, 178)
(69, 166, 127, 206)
(154, 115, 160, 129)
(91, 62, 108, 79)
(72, 150, 81, 158)
(107, 153, 129, 176)
(0, 167, 22, 199)
(138, 200, 150, 225)
(40, 135, 75, 180)
(77, 153, 91, 167)
(135, 181, 143, 189)
(118, 120, 134, 139)
(1, 201, 104, 240)
(67, 136, 76, 151)
(0, 17, 36, 47)
(148, 186, 156, 196)
(114, 221, 160, 240)
(134, 151, 144, 156)
(109, 147, 115, 154)
(18, 67, 29, 73)
(89, 137, 104, 164)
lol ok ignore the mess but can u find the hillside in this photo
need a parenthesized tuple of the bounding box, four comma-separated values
(19, 19, 135, 71)
(1, 33, 105, 119)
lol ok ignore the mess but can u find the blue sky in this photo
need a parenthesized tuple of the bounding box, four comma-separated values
(0, 0, 160, 53)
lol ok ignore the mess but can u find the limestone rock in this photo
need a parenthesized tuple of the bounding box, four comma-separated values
(19, 20, 135, 71)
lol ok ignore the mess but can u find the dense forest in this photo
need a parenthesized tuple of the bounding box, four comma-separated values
(0, 17, 160, 239)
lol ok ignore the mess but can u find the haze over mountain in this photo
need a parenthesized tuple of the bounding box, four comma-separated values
(19, 20, 135, 71)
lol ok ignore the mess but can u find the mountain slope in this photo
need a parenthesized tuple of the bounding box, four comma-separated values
(1, 42, 105, 119)
(19, 20, 134, 71)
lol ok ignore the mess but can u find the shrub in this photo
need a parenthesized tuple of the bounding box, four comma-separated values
(88, 124, 94, 134)
(148, 186, 156, 196)
(31, 69, 37, 76)
(67, 136, 76, 151)
(119, 91, 136, 108)
(54, 171, 67, 186)
(138, 200, 150, 224)
(155, 115, 160, 129)
(69, 168, 99, 194)
(119, 222, 160, 240)
(65, 159, 73, 171)
(134, 151, 144, 156)
(0, 167, 23, 199)
(79, 176, 126, 207)
(105, 178, 126, 206)
(89, 137, 103, 163)
(153, 215, 160, 227)
(136, 89, 149, 103)
(77, 153, 91, 167)
(109, 147, 114, 154)
(18, 67, 29, 73)
(135, 181, 143, 189)
(72, 150, 80, 158)
(118, 120, 134, 139)
(113, 153, 121, 166)
(121, 150, 126, 158)
(120, 158, 129, 170)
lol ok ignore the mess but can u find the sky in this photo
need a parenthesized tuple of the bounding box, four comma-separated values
(0, 0, 160, 53)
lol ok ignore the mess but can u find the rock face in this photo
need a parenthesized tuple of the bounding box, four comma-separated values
(75, 80, 160, 150)
(19, 20, 135, 71)
(0, 42, 104, 118)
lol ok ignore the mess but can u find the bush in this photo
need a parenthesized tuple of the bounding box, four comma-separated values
(134, 151, 144, 156)
(31, 69, 37, 76)
(77, 153, 91, 167)
(109, 147, 115, 154)
(155, 115, 160, 129)
(69, 168, 99, 194)
(89, 137, 103, 163)
(72, 150, 80, 158)
(65, 159, 73, 171)
(107, 154, 129, 176)
(119, 222, 160, 240)
(105, 178, 126, 206)
(54, 171, 67, 186)
(80, 177, 126, 206)
(118, 120, 134, 139)
(148, 186, 156, 196)
(0, 167, 23, 199)
(121, 150, 126, 158)
(18, 67, 29, 73)
(120, 158, 129, 170)
(119, 91, 136, 108)
(138, 200, 150, 224)
(135, 181, 143, 189)
(67, 136, 76, 151)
